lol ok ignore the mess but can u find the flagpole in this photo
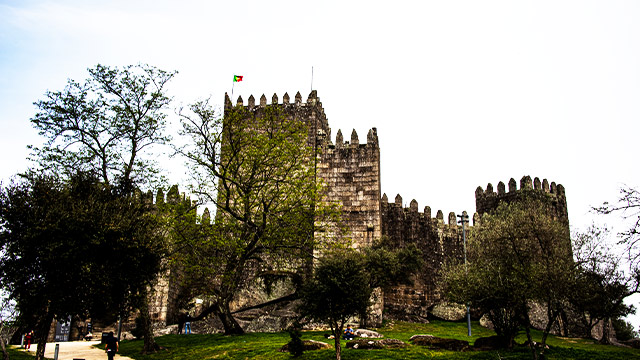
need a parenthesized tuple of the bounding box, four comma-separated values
(311, 66, 314, 92)
(231, 79, 235, 99)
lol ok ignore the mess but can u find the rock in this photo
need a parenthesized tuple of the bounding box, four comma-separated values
(346, 338, 406, 349)
(409, 334, 470, 351)
(355, 329, 382, 338)
(430, 302, 467, 321)
(279, 339, 331, 352)
(479, 314, 494, 330)
(474, 336, 510, 350)
(153, 324, 179, 336)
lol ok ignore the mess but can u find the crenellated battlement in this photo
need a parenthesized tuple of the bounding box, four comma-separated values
(381, 193, 476, 228)
(475, 175, 568, 223)
(330, 127, 379, 149)
(224, 90, 331, 150)
(224, 90, 324, 110)
(475, 175, 565, 199)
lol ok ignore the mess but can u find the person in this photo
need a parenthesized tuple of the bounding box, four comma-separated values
(104, 331, 119, 360)
(25, 330, 33, 350)
(343, 325, 355, 340)
(185, 313, 192, 334)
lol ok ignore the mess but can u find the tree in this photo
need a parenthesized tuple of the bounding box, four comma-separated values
(298, 251, 371, 360)
(595, 186, 640, 278)
(25, 63, 176, 353)
(298, 247, 422, 360)
(441, 197, 573, 360)
(29, 63, 176, 191)
(0, 295, 17, 360)
(570, 226, 636, 343)
(174, 101, 344, 334)
(0, 174, 165, 360)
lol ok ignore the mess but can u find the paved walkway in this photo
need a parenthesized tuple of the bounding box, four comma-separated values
(17, 340, 134, 360)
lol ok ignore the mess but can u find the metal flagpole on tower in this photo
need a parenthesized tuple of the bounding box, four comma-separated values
(231, 79, 235, 99)
(311, 66, 314, 92)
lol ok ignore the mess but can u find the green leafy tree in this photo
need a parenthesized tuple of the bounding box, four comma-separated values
(612, 318, 638, 341)
(570, 226, 636, 343)
(29, 63, 176, 191)
(298, 250, 371, 360)
(25, 63, 176, 353)
(174, 102, 344, 335)
(441, 196, 573, 360)
(0, 174, 165, 360)
(299, 246, 422, 360)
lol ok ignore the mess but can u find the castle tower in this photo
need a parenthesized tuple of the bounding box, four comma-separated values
(224, 91, 382, 249)
(475, 175, 568, 225)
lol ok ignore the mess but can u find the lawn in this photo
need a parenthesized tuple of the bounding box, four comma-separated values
(7, 320, 639, 359)
(110, 320, 640, 360)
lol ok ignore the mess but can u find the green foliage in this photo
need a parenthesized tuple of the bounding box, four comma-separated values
(441, 195, 573, 355)
(299, 247, 422, 360)
(612, 318, 638, 341)
(77, 320, 640, 360)
(174, 103, 346, 334)
(131, 314, 146, 340)
(287, 321, 305, 357)
(0, 173, 165, 348)
(29, 63, 176, 190)
(363, 242, 423, 289)
(570, 226, 635, 340)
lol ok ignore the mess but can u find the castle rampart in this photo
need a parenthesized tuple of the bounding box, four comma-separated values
(475, 175, 568, 224)
(146, 91, 572, 332)
(380, 196, 467, 321)
(317, 128, 381, 248)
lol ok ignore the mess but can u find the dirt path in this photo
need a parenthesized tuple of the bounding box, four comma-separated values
(16, 340, 134, 360)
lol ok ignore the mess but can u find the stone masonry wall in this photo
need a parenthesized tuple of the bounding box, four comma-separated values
(380, 195, 467, 321)
(316, 128, 382, 248)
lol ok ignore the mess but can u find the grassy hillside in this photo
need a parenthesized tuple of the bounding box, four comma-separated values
(110, 320, 640, 360)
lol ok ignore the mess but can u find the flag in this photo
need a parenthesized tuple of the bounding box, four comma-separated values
(233, 75, 243, 82)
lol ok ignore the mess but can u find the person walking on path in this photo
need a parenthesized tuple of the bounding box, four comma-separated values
(25, 330, 33, 350)
(104, 332, 119, 360)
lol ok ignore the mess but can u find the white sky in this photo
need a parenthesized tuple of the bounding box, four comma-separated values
(1, 0, 639, 329)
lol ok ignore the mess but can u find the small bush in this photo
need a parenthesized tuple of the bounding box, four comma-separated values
(613, 318, 638, 341)
(286, 322, 304, 357)
(130, 314, 145, 339)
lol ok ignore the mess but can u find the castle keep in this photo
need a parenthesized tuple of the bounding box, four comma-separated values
(150, 90, 569, 326)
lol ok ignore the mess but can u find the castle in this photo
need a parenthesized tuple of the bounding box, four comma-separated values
(148, 90, 569, 328)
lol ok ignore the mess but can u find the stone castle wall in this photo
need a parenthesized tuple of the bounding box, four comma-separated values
(380, 195, 467, 320)
(316, 128, 382, 248)
(147, 91, 570, 330)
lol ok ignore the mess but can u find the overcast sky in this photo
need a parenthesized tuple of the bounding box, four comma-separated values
(1, 0, 639, 327)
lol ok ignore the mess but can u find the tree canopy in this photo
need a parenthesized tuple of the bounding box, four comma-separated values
(441, 196, 573, 359)
(299, 245, 422, 360)
(29, 63, 176, 191)
(0, 174, 165, 359)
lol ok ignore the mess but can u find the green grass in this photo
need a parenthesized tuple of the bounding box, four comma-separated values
(5, 346, 51, 360)
(110, 320, 640, 360)
(10, 321, 640, 359)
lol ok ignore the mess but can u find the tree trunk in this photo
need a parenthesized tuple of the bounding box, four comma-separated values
(216, 302, 244, 335)
(334, 333, 341, 360)
(140, 296, 160, 354)
(524, 325, 538, 360)
(600, 318, 613, 345)
(34, 314, 53, 360)
(539, 309, 559, 360)
(0, 334, 9, 360)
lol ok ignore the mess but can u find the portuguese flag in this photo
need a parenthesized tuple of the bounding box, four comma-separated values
(233, 75, 243, 82)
